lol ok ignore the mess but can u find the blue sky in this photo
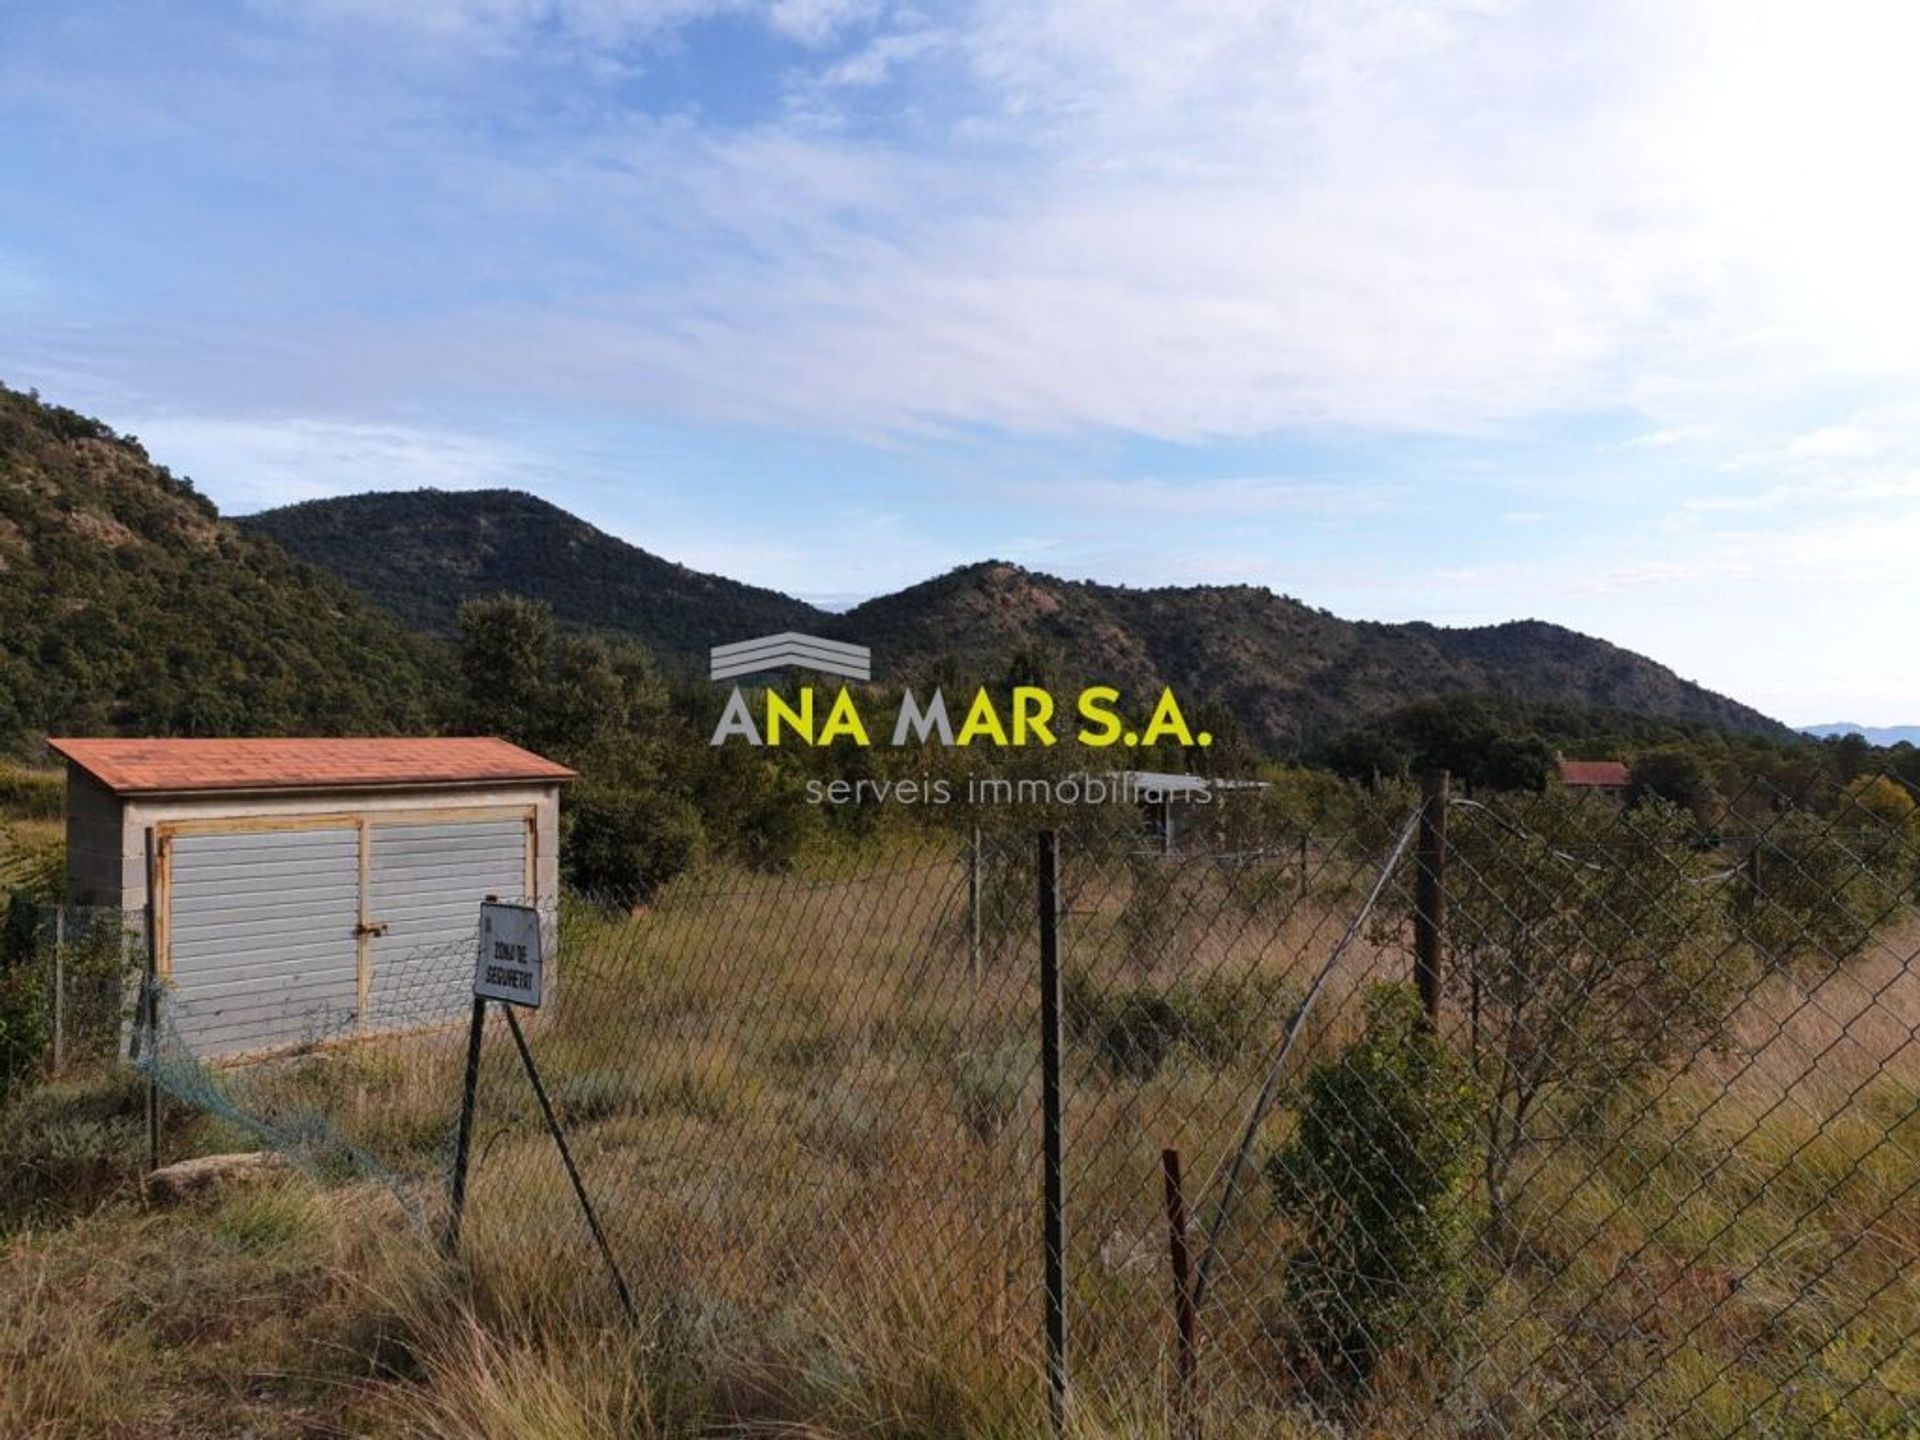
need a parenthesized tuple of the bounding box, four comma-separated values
(4, 1, 1918, 724)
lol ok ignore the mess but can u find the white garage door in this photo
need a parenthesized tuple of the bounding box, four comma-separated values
(162, 811, 532, 1059)
(367, 817, 529, 1032)
(166, 825, 362, 1057)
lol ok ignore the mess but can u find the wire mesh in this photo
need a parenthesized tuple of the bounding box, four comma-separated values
(123, 774, 1920, 1437)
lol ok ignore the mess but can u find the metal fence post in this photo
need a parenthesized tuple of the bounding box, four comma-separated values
(443, 995, 489, 1256)
(1415, 770, 1449, 1025)
(1038, 829, 1068, 1434)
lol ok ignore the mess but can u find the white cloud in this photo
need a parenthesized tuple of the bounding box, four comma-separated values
(1006, 475, 1403, 517)
(124, 415, 547, 511)
(26, 1, 1920, 454)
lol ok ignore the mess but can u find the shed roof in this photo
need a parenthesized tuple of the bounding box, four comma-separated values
(1557, 758, 1632, 789)
(48, 737, 575, 796)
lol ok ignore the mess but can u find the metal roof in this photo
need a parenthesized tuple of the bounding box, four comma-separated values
(1117, 770, 1269, 795)
(48, 737, 575, 796)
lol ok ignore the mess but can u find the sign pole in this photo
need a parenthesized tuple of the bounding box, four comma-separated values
(443, 994, 488, 1257)
(502, 1005, 637, 1323)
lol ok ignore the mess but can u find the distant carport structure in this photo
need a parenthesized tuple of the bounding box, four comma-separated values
(1124, 771, 1269, 854)
(51, 737, 572, 1060)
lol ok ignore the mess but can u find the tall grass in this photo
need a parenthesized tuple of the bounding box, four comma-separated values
(84, 836, 1920, 1435)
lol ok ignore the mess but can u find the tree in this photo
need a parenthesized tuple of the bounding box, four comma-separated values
(1628, 744, 1716, 818)
(1446, 793, 1737, 1246)
(458, 597, 695, 897)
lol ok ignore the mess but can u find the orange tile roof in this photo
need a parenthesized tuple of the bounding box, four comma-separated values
(49, 737, 575, 795)
(1558, 758, 1632, 789)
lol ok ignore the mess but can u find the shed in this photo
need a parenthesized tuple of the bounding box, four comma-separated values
(51, 737, 573, 1060)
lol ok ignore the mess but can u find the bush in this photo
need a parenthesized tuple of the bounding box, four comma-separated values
(1740, 809, 1908, 971)
(1116, 855, 1188, 967)
(563, 785, 704, 903)
(0, 956, 51, 1106)
(1267, 984, 1479, 1398)
(1447, 793, 1734, 1234)
(1064, 967, 1277, 1080)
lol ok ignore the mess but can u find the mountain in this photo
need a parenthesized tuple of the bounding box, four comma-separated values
(250, 489, 1787, 751)
(241, 489, 820, 655)
(1803, 723, 1920, 747)
(0, 385, 448, 746)
(835, 562, 1788, 750)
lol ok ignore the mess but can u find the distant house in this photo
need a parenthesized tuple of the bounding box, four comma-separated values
(1556, 757, 1631, 796)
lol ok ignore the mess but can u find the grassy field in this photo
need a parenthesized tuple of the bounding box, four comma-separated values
(4, 821, 1919, 1437)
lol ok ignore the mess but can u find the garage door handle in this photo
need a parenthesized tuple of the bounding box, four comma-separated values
(354, 921, 390, 938)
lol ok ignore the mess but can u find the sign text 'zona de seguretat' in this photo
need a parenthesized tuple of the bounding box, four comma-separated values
(706, 632, 1210, 750)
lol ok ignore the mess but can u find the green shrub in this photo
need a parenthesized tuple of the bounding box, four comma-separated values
(1267, 984, 1479, 1398)
(564, 784, 704, 903)
(1065, 967, 1278, 1080)
(1739, 809, 1906, 971)
(1116, 855, 1185, 966)
(0, 958, 52, 1106)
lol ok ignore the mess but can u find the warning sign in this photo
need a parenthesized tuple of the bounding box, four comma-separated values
(474, 901, 543, 1008)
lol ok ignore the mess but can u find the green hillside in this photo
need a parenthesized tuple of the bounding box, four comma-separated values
(835, 562, 1789, 749)
(8, 396, 1793, 757)
(241, 488, 820, 656)
(0, 385, 450, 748)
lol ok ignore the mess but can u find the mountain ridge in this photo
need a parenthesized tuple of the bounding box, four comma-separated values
(243, 488, 1789, 751)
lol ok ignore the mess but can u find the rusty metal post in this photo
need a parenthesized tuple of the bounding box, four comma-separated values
(1162, 1148, 1198, 1435)
(1038, 829, 1068, 1435)
(1415, 771, 1449, 1025)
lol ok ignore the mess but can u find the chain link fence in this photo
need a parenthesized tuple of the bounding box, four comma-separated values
(1, 902, 144, 1090)
(127, 774, 1920, 1437)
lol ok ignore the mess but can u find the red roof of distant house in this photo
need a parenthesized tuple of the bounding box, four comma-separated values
(48, 737, 575, 796)
(1558, 758, 1631, 790)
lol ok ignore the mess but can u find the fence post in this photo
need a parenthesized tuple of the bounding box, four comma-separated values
(51, 906, 66, 1076)
(1162, 1147, 1198, 1436)
(967, 826, 982, 983)
(1415, 771, 1449, 1025)
(1038, 829, 1068, 1435)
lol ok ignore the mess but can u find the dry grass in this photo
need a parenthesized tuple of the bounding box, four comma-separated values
(6, 838, 1919, 1437)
